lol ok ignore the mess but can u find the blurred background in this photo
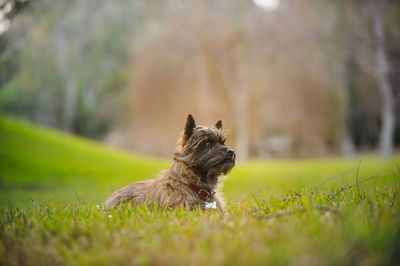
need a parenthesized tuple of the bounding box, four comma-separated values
(1, 0, 399, 161)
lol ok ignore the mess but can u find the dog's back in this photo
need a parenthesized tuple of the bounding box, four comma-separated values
(105, 180, 152, 208)
(104, 175, 191, 209)
(104, 172, 225, 211)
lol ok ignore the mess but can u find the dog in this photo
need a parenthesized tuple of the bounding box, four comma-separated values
(105, 114, 235, 212)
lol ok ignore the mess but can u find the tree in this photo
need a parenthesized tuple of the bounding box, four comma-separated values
(368, 0, 396, 158)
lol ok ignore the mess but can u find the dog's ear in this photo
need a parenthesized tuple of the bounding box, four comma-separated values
(182, 114, 196, 146)
(215, 120, 222, 130)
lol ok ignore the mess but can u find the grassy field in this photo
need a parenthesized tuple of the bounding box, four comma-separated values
(1, 116, 400, 265)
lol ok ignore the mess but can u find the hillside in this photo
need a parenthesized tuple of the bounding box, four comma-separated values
(0, 116, 169, 207)
(0, 116, 399, 207)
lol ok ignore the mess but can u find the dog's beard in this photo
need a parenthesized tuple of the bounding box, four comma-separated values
(207, 159, 235, 176)
(190, 150, 235, 179)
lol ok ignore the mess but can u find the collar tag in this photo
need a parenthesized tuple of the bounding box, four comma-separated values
(205, 201, 217, 209)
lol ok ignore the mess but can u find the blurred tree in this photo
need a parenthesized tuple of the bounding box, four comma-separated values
(0, 0, 141, 137)
(368, 0, 396, 158)
(129, 0, 347, 158)
(0, 0, 29, 87)
(336, 0, 398, 158)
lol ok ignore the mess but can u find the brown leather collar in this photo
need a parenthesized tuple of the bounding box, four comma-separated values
(185, 183, 215, 201)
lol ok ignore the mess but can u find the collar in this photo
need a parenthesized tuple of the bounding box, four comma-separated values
(185, 183, 215, 202)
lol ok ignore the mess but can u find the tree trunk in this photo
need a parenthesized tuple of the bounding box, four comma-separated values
(370, 0, 395, 158)
(216, 65, 250, 161)
(204, 49, 251, 161)
(341, 55, 357, 157)
(341, 130, 356, 157)
(63, 75, 78, 132)
(232, 86, 250, 161)
(54, 27, 78, 133)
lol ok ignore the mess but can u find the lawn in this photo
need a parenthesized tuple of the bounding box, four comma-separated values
(1, 116, 399, 265)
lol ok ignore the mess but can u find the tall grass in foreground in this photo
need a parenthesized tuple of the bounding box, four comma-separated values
(1, 178, 400, 266)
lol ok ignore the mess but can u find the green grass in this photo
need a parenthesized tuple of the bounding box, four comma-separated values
(0, 116, 169, 207)
(1, 116, 400, 265)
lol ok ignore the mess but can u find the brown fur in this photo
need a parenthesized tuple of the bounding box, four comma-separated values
(105, 114, 235, 212)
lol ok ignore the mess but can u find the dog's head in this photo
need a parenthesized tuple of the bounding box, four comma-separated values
(174, 114, 235, 182)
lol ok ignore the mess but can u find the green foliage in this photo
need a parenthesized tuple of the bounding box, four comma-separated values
(0, 116, 399, 265)
(0, 1, 138, 137)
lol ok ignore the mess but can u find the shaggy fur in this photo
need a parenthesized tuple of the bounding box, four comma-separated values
(105, 114, 235, 212)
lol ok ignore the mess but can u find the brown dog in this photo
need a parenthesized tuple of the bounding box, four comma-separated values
(105, 114, 235, 212)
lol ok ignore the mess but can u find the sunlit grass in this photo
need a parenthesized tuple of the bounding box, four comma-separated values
(1, 183, 399, 265)
(1, 116, 399, 265)
(0, 116, 168, 207)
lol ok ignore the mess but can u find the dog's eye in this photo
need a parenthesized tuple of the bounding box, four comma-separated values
(204, 139, 215, 148)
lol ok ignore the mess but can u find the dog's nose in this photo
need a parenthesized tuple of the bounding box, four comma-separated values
(226, 148, 234, 156)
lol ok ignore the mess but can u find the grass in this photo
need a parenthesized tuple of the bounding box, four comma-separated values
(1, 116, 400, 265)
